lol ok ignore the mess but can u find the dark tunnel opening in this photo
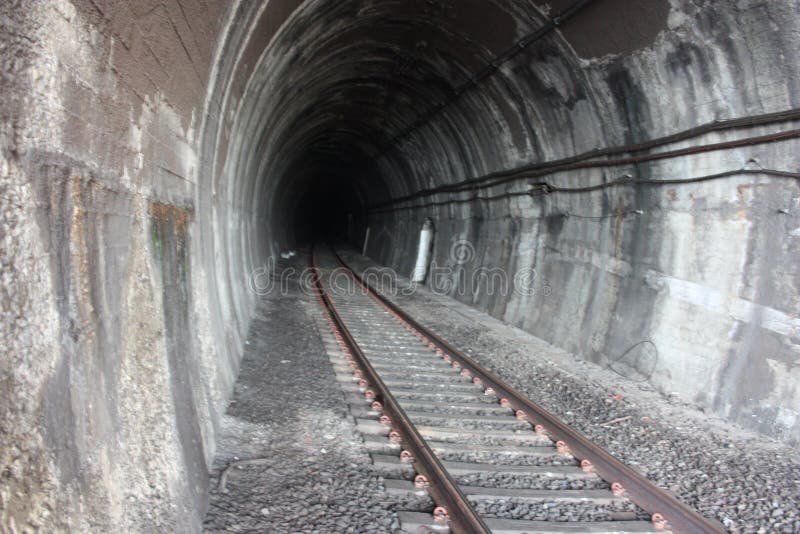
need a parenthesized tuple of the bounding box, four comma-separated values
(290, 175, 366, 246)
(271, 143, 389, 251)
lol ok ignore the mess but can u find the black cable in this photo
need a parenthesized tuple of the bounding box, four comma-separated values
(533, 168, 800, 195)
(372, 123, 800, 208)
(607, 341, 658, 383)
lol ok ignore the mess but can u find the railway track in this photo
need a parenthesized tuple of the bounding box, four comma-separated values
(311, 246, 723, 534)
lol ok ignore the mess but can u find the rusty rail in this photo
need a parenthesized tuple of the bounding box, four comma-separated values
(331, 248, 725, 534)
(310, 247, 491, 534)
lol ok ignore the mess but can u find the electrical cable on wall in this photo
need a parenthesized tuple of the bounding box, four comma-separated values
(371, 108, 800, 210)
(369, 166, 800, 215)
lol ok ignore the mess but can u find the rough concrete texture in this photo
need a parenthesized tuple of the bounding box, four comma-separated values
(341, 250, 800, 533)
(2, 0, 800, 531)
(1, 0, 233, 530)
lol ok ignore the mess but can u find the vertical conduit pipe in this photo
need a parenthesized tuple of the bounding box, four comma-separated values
(412, 218, 434, 283)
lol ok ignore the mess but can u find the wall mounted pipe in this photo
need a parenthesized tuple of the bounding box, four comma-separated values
(411, 218, 434, 283)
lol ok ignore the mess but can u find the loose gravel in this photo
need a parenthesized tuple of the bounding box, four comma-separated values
(453, 472, 609, 491)
(341, 249, 800, 534)
(471, 500, 641, 522)
(431, 450, 572, 466)
(203, 257, 404, 533)
(204, 250, 800, 532)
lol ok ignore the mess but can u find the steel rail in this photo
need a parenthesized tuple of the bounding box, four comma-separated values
(310, 248, 491, 534)
(331, 248, 725, 534)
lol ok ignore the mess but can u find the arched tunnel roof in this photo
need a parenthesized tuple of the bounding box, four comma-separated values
(220, 0, 677, 246)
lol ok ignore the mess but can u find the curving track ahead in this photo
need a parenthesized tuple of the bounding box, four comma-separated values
(311, 246, 723, 534)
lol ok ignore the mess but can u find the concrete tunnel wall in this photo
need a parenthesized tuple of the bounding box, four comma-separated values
(1, 0, 799, 531)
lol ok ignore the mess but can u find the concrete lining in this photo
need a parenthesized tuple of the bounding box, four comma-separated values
(1, 0, 799, 530)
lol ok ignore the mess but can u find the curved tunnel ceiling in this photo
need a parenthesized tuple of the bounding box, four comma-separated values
(229, 0, 672, 225)
(227, 0, 666, 247)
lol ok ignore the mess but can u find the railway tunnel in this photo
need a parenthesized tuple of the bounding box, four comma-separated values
(2, 0, 800, 532)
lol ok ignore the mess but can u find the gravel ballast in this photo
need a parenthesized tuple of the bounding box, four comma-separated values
(204, 250, 799, 533)
(203, 257, 403, 533)
(341, 250, 800, 534)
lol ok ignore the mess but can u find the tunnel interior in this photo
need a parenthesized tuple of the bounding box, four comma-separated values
(288, 173, 366, 244)
(227, 0, 616, 256)
(229, 0, 702, 263)
(217, 0, 799, 450)
(3, 0, 800, 531)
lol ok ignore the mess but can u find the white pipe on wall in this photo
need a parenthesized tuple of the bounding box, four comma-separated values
(412, 218, 434, 283)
